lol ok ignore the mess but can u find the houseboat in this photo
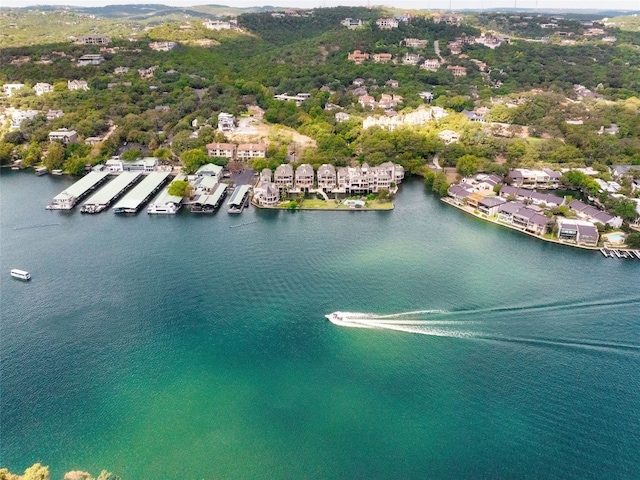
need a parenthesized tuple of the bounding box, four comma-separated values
(10, 269, 31, 280)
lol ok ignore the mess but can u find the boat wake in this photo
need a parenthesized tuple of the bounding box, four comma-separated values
(326, 305, 640, 356)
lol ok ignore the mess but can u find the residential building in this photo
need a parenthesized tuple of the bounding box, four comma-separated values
(48, 129, 78, 144)
(8, 109, 39, 129)
(317, 164, 337, 192)
(439, 130, 460, 144)
(195, 163, 223, 183)
(508, 168, 562, 189)
(478, 196, 506, 216)
(273, 93, 310, 106)
(402, 53, 421, 66)
(295, 164, 315, 192)
(348, 50, 370, 64)
(34, 83, 53, 96)
(138, 66, 158, 78)
(420, 91, 434, 102)
(447, 65, 467, 77)
(68, 80, 89, 91)
(274, 164, 294, 190)
(402, 38, 428, 48)
(3, 83, 25, 97)
(217, 113, 236, 132)
(149, 42, 176, 51)
(421, 59, 440, 72)
(105, 158, 124, 173)
(568, 200, 623, 228)
(77, 54, 104, 66)
(358, 95, 377, 109)
(203, 20, 232, 30)
(385, 79, 399, 88)
(253, 181, 280, 206)
(341, 18, 364, 29)
(236, 144, 267, 160)
(76, 35, 110, 45)
(373, 53, 393, 63)
(335, 112, 351, 123)
(125, 157, 158, 172)
(557, 219, 599, 246)
(206, 143, 236, 159)
(114, 67, 129, 75)
(46, 110, 64, 121)
(376, 18, 399, 29)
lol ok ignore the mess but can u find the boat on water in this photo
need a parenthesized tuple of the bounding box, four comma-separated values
(325, 312, 373, 328)
(10, 269, 31, 280)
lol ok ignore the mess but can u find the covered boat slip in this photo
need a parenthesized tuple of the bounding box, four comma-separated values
(227, 185, 251, 214)
(147, 174, 187, 214)
(112, 172, 171, 214)
(47, 171, 110, 210)
(81, 171, 142, 213)
(190, 184, 228, 213)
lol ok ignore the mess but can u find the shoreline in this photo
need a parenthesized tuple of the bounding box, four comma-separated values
(440, 196, 636, 253)
(252, 202, 394, 211)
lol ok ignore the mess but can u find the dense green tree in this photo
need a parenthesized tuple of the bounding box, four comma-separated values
(456, 154, 480, 177)
(180, 148, 208, 174)
(121, 149, 142, 161)
(43, 142, 65, 171)
(626, 232, 640, 248)
(168, 180, 191, 197)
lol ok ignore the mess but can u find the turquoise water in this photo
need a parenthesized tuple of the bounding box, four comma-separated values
(1, 170, 639, 479)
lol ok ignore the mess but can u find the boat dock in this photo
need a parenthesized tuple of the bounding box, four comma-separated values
(47, 171, 110, 210)
(600, 248, 640, 260)
(112, 172, 171, 214)
(147, 174, 187, 214)
(81, 172, 141, 214)
(227, 185, 251, 214)
(190, 184, 228, 213)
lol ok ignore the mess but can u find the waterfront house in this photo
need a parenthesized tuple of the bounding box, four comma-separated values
(260, 169, 272, 183)
(253, 182, 280, 206)
(478, 197, 506, 216)
(498, 201, 525, 223)
(295, 164, 315, 192)
(511, 207, 549, 234)
(557, 219, 599, 246)
(48, 129, 78, 144)
(568, 200, 623, 228)
(448, 184, 473, 205)
(206, 143, 236, 159)
(317, 164, 337, 192)
(236, 144, 267, 160)
(34, 83, 53, 96)
(274, 164, 294, 191)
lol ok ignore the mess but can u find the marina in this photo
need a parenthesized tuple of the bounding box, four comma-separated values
(227, 185, 251, 214)
(600, 248, 640, 259)
(190, 184, 228, 213)
(112, 172, 171, 214)
(46, 171, 110, 210)
(81, 172, 141, 214)
(147, 174, 187, 215)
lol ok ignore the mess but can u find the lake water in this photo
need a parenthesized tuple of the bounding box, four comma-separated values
(1, 170, 639, 479)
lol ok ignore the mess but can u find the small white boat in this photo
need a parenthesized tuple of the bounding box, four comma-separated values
(325, 312, 372, 329)
(10, 269, 31, 280)
(35, 166, 48, 176)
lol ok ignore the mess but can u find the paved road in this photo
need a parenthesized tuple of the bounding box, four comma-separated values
(231, 168, 256, 186)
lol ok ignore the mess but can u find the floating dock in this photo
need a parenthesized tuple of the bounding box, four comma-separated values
(227, 185, 250, 214)
(47, 171, 110, 210)
(147, 174, 187, 214)
(112, 172, 170, 214)
(81, 172, 141, 214)
(190, 184, 228, 213)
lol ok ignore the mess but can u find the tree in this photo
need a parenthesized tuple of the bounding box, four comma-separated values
(23, 463, 50, 480)
(626, 232, 640, 248)
(181, 148, 208, 174)
(168, 180, 191, 197)
(0, 142, 15, 165)
(44, 142, 65, 171)
(377, 188, 390, 201)
(456, 154, 480, 177)
(121, 149, 142, 162)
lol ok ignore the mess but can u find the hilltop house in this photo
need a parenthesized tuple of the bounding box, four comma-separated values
(48, 129, 78, 144)
(236, 144, 266, 160)
(348, 50, 370, 64)
(68, 80, 89, 91)
(376, 18, 399, 29)
(206, 143, 236, 159)
(76, 35, 110, 45)
(34, 83, 53, 96)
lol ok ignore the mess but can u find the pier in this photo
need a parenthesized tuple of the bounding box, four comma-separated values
(112, 172, 170, 214)
(47, 171, 110, 210)
(227, 185, 251, 214)
(600, 248, 640, 260)
(190, 184, 228, 213)
(147, 174, 186, 214)
(81, 172, 141, 214)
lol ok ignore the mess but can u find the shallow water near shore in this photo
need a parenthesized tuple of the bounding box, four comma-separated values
(1, 170, 639, 479)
